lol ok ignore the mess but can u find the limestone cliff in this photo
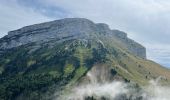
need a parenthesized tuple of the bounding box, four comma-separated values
(0, 18, 146, 58)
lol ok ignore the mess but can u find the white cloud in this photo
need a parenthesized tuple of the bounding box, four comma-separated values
(0, 0, 52, 37)
(61, 69, 170, 100)
(145, 43, 170, 67)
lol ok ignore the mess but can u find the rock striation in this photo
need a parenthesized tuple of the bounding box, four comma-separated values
(0, 18, 146, 58)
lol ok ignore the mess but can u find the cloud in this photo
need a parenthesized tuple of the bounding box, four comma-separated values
(146, 43, 170, 67)
(0, 0, 52, 37)
(16, 0, 71, 18)
(65, 80, 170, 100)
(60, 68, 170, 100)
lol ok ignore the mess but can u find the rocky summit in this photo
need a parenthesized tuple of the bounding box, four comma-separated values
(0, 18, 146, 58)
(0, 18, 170, 100)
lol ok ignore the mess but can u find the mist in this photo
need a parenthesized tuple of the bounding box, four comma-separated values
(59, 66, 170, 100)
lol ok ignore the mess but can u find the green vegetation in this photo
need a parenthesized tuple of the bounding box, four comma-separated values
(27, 60, 36, 67)
(64, 64, 74, 76)
(0, 39, 110, 99)
(0, 38, 170, 100)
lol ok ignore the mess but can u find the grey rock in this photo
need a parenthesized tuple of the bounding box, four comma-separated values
(0, 18, 146, 59)
(112, 30, 146, 58)
(112, 30, 127, 38)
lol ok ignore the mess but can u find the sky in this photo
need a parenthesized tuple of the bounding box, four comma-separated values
(0, 0, 170, 68)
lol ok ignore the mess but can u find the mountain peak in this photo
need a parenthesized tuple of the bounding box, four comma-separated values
(7, 18, 94, 37)
(0, 18, 146, 58)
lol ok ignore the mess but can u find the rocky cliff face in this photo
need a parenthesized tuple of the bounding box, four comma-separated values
(0, 18, 146, 58)
(111, 30, 146, 59)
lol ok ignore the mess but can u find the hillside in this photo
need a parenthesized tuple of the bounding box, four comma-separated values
(0, 18, 169, 100)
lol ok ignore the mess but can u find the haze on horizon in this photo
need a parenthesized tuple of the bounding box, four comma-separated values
(0, 0, 170, 68)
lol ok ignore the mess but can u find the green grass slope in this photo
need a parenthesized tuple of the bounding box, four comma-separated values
(0, 38, 169, 100)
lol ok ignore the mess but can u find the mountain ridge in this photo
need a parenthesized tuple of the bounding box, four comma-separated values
(0, 18, 146, 58)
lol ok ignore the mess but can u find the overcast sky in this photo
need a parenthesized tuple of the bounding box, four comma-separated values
(0, 0, 170, 68)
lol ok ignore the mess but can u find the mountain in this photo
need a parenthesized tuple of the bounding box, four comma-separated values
(0, 18, 169, 100)
(0, 18, 146, 59)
